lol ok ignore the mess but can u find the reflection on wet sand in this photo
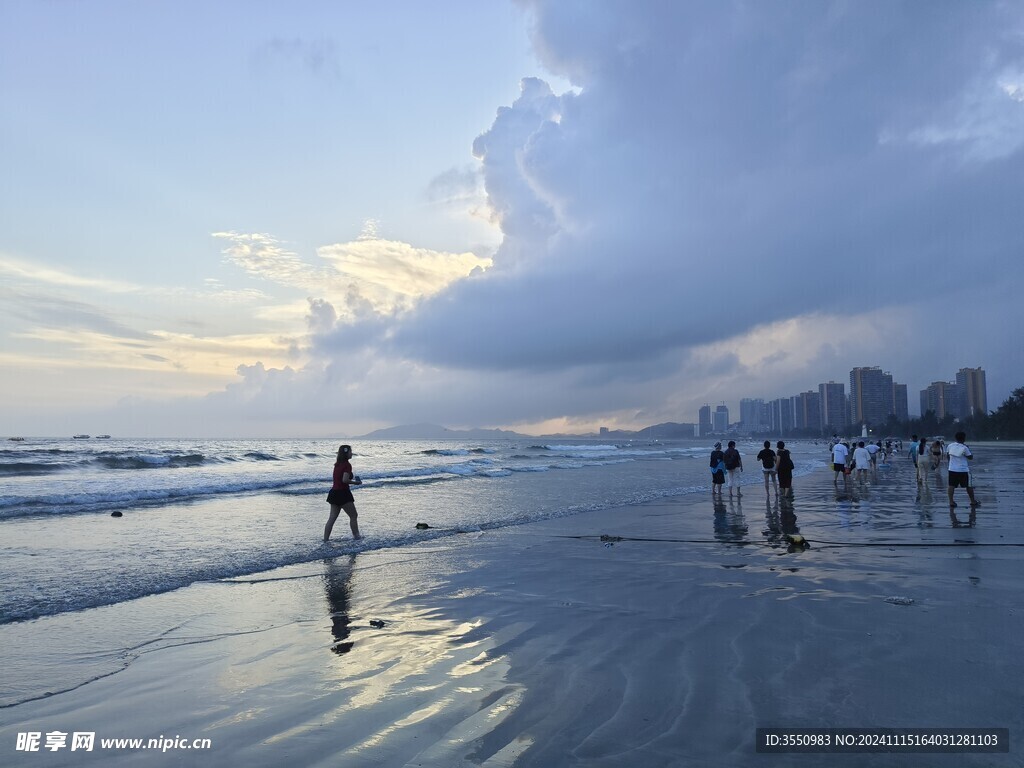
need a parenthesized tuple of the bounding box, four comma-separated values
(949, 508, 977, 528)
(713, 497, 748, 543)
(762, 498, 803, 554)
(323, 555, 356, 655)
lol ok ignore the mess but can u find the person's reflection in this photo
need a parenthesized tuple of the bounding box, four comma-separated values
(949, 508, 977, 528)
(323, 554, 356, 655)
(779, 496, 799, 537)
(915, 476, 933, 504)
(763, 498, 783, 547)
(713, 496, 748, 543)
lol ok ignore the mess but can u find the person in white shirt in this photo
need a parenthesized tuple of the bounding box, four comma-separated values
(946, 431, 979, 508)
(866, 441, 881, 468)
(853, 442, 871, 480)
(832, 440, 850, 486)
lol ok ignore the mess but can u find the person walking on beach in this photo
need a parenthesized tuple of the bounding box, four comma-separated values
(916, 439, 931, 486)
(325, 444, 363, 542)
(909, 435, 920, 465)
(853, 441, 871, 482)
(710, 442, 726, 497)
(832, 439, 849, 486)
(756, 440, 778, 496)
(723, 440, 743, 498)
(929, 438, 944, 475)
(946, 431, 980, 509)
(776, 440, 794, 499)
(867, 441, 881, 469)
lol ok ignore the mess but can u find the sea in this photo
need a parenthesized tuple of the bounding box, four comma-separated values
(1, 436, 828, 627)
(1, 435, 1020, 710)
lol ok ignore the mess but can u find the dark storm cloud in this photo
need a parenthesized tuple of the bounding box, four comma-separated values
(345, 1, 1024, 380)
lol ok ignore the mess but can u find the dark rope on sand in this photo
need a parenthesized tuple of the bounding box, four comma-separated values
(555, 535, 1024, 548)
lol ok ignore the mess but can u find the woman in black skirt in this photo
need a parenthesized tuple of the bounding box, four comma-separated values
(325, 444, 363, 541)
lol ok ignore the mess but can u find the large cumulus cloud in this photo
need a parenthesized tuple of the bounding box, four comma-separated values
(98, 1, 1023, 436)
(321, 0, 1024, 383)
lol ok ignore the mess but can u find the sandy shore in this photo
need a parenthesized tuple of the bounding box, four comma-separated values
(2, 458, 1022, 767)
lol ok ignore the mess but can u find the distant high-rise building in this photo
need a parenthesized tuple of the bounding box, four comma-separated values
(956, 367, 988, 418)
(920, 381, 958, 419)
(892, 383, 909, 422)
(819, 381, 847, 434)
(713, 405, 729, 433)
(739, 398, 765, 431)
(768, 398, 793, 434)
(849, 367, 894, 427)
(796, 391, 822, 434)
(698, 404, 712, 437)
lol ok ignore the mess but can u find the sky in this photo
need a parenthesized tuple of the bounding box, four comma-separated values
(2, 0, 1023, 438)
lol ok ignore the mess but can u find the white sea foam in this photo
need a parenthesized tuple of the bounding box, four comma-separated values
(543, 444, 618, 451)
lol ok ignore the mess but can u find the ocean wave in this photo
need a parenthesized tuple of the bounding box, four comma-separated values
(421, 447, 498, 456)
(94, 453, 207, 470)
(543, 444, 619, 451)
(0, 477, 316, 520)
(0, 462, 69, 476)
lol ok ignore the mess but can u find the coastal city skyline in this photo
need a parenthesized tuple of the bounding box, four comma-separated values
(2, 2, 1022, 438)
(698, 365, 988, 437)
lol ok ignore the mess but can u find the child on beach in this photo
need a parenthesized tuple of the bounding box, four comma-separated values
(756, 440, 778, 496)
(325, 444, 363, 542)
(709, 442, 726, 496)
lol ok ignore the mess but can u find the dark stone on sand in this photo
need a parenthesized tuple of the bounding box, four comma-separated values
(415, 523, 431, 529)
(111, 511, 123, 518)
(369, 619, 385, 628)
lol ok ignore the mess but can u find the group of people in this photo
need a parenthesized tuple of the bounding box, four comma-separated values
(326, 432, 980, 543)
(829, 438, 882, 484)
(908, 432, 980, 508)
(827, 432, 979, 508)
(710, 440, 795, 499)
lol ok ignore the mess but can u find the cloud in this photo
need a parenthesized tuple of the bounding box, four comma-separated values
(0, 255, 141, 294)
(251, 37, 343, 81)
(0, 285, 155, 341)
(425, 166, 484, 206)
(214, 230, 491, 319)
(20, 2, 1023, 437)
(323, 1, 1023, 390)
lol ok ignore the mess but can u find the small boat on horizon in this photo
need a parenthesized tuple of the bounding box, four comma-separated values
(96, 435, 111, 439)
(73, 434, 90, 439)
(7, 436, 25, 442)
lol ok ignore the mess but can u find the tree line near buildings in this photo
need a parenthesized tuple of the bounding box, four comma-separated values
(785, 386, 1024, 441)
(951, 386, 1024, 440)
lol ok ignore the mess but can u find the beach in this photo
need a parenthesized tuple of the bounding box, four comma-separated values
(2, 445, 1022, 766)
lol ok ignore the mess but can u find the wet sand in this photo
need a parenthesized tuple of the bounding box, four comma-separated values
(2, 454, 1022, 766)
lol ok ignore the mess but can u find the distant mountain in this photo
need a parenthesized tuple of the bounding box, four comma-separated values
(576, 422, 698, 440)
(357, 421, 699, 441)
(357, 423, 530, 440)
